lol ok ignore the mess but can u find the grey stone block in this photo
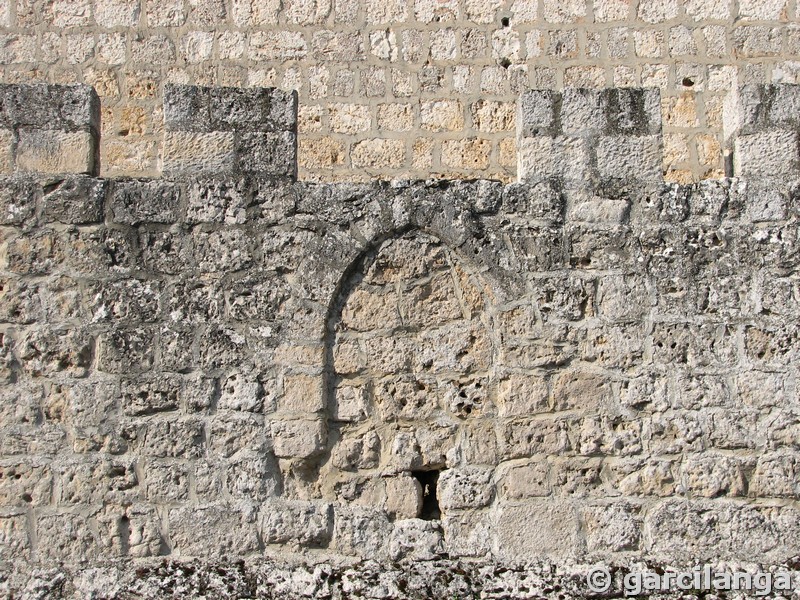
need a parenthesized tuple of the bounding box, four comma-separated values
(236, 131, 297, 176)
(42, 175, 106, 224)
(0, 83, 99, 132)
(110, 178, 181, 224)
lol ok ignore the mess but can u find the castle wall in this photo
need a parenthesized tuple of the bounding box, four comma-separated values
(1, 81, 800, 597)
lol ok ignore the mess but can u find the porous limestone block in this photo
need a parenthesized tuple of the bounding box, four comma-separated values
(270, 419, 326, 458)
(161, 131, 236, 175)
(260, 500, 333, 546)
(438, 467, 494, 511)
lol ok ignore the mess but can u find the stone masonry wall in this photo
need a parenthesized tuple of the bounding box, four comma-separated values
(1, 0, 799, 183)
(2, 81, 800, 598)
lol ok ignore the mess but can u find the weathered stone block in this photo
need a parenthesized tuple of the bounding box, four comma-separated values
(0, 176, 37, 225)
(97, 328, 155, 374)
(0, 84, 99, 132)
(518, 136, 590, 182)
(438, 467, 494, 511)
(494, 501, 581, 561)
(169, 502, 260, 557)
(16, 130, 96, 175)
(733, 131, 800, 179)
(582, 502, 642, 553)
(0, 461, 52, 507)
(495, 460, 549, 501)
(0, 510, 29, 561)
(85, 278, 161, 323)
(260, 500, 332, 546)
(271, 418, 325, 458)
(237, 131, 297, 176)
(161, 131, 236, 175)
(596, 135, 662, 181)
(110, 179, 181, 224)
(41, 175, 105, 224)
(36, 512, 98, 562)
(144, 460, 189, 502)
(208, 414, 269, 458)
(389, 519, 444, 561)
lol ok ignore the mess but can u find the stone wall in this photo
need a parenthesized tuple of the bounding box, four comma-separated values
(1, 0, 799, 183)
(2, 81, 800, 598)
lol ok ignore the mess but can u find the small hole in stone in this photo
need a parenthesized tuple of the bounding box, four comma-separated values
(413, 470, 441, 520)
(501, 16, 510, 26)
(21, 493, 32, 503)
(682, 77, 694, 87)
(499, 57, 511, 69)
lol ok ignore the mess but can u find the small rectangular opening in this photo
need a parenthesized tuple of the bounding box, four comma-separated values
(412, 470, 441, 521)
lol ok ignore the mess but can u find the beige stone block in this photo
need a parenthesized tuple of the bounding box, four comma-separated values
(285, 0, 331, 24)
(342, 288, 400, 331)
(441, 138, 490, 170)
(542, 0, 586, 22)
(430, 29, 457, 60)
(551, 370, 612, 411)
(494, 501, 580, 560)
(280, 374, 325, 413)
(510, 0, 537, 21)
(412, 137, 434, 170)
(329, 103, 371, 134)
(249, 31, 307, 61)
(49, 0, 91, 26)
(564, 66, 606, 87)
(738, 0, 787, 19)
(696, 133, 721, 167)
(16, 130, 96, 175)
(102, 139, 157, 175)
(94, 0, 140, 27)
(377, 103, 413, 131)
(95, 33, 126, 65)
(414, 0, 459, 22)
(385, 475, 422, 519)
(471, 100, 515, 132)
(497, 374, 550, 417)
(663, 94, 699, 128)
(420, 100, 464, 132)
(496, 461, 550, 499)
(498, 138, 516, 167)
(463, 0, 501, 23)
(685, 0, 731, 20)
(351, 138, 405, 169)
(271, 419, 326, 458)
(160, 131, 235, 175)
(365, 0, 407, 22)
(594, 0, 629, 21)
(298, 137, 344, 168)
(638, 0, 677, 22)
(634, 29, 664, 58)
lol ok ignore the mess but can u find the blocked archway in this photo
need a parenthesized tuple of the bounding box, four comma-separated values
(319, 230, 499, 519)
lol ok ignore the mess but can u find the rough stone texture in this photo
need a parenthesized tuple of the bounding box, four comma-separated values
(2, 81, 800, 596)
(161, 85, 298, 178)
(0, 2, 794, 182)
